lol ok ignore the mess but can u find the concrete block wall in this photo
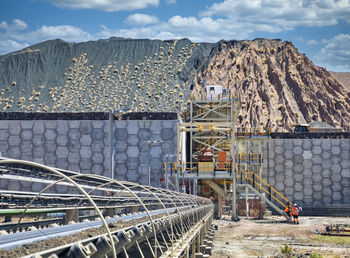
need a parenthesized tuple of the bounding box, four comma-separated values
(263, 138, 350, 206)
(0, 119, 177, 191)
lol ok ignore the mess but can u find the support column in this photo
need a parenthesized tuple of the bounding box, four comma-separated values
(191, 239, 196, 258)
(245, 185, 249, 219)
(65, 209, 78, 224)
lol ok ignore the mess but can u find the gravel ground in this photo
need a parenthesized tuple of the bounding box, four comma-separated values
(211, 216, 350, 258)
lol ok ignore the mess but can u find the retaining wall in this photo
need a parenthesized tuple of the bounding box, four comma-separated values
(263, 138, 350, 206)
(0, 118, 177, 191)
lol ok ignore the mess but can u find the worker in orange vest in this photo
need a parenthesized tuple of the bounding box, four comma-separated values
(284, 203, 292, 218)
(292, 203, 300, 224)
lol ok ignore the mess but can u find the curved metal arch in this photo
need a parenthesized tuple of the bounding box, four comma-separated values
(0, 159, 117, 258)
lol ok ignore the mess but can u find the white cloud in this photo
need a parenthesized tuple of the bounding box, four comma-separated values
(306, 39, 319, 45)
(314, 34, 350, 72)
(125, 14, 159, 26)
(200, 0, 350, 33)
(0, 22, 93, 54)
(0, 19, 27, 31)
(166, 0, 176, 4)
(45, 0, 159, 12)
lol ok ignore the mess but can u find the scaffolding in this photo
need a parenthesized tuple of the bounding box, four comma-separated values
(166, 91, 290, 220)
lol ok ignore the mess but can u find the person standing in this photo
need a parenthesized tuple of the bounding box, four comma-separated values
(292, 203, 300, 224)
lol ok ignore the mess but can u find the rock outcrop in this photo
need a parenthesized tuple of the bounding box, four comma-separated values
(0, 37, 349, 130)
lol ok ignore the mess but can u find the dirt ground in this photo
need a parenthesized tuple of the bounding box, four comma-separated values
(211, 216, 350, 258)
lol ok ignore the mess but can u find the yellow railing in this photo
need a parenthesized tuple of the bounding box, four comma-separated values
(164, 162, 291, 209)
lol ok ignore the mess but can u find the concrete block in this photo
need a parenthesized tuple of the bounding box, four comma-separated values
(127, 121, 139, 134)
(57, 121, 68, 134)
(150, 120, 162, 134)
(80, 146, 92, 158)
(284, 140, 293, 149)
(302, 139, 312, 150)
(303, 168, 312, 177)
(275, 173, 285, 182)
(45, 129, 57, 141)
(268, 159, 275, 168)
(20, 120, 33, 129)
(127, 134, 139, 145)
(341, 160, 350, 169)
(68, 164, 80, 172)
(284, 149, 293, 159)
(45, 152, 57, 164)
(331, 156, 341, 164)
(127, 157, 139, 170)
(284, 160, 293, 169)
(332, 183, 342, 192)
(80, 121, 92, 135)
(293, 146, 303, 155)
(56, 158, 68, 169)
(331, 139, 341, 146)
(127, 146, 139, 158)
(45, 120, 57, 129)
(320, 139, 331, 150)
(294, 192, 303, 201)
(116, 152, 128, 163)
(303, 160, 312, 169)
(331, 146, 341, 155)
(341, 169, 350, 178)
(302, 150, 312, 160)
(80, 135, 92, 146)
(0, 130, 9, 141)
(32, 157, 45, 164)
(33, 146, 45, 158)
(0, 141, 8, 154)
(138, 120, 151, 129)
(150, 145, 162, 157)
(313, 173, 322, 183)
(322, 169, 331, 177)
(275, 155, 284, 164)
(92, 164, 104, 174)
(322, 178, 332, 187)
(161, 128, 174, 141)
(312, 146, 321, 155)
(161, 120, 173, 129)
(45, 141, 57, 153)
(293, 164, 303, 173)
(311, 154, 322, 165)
(293, 174, 303, 182)
(92, 141, 104, 152)
(69, 121, 80, 129)
(322, 151, 331, 160)
(0, 121, 9, 129)
(303, 187, 313, 197)
(139, 129, 151, 140)
(80, 158, 92, 170)
(322, 187, 332, 197)
(116, 128, 128, 140)
(127, 169, 138, 182)
(285, 168, 293, 178)
(275, 146, 284, 154)
(275, 182, 284, 191)
(294, 182, 303, 192)
(312, 184, 322, 191)
(68, 129, 80, 140)
(303, 198, 313, 205)
(92, 121, 104, 129)
(92, 129, 104, 140)
(92, 152, 104, 163)
(284, 178, 294, 187)
(312, 164, 322, 174)
(321, 159, 332, 169)
(115, 120, 127, 129)
(312, 191, 322, 200)
(8, 135, 20, 146)
(138, 152, 149, 164)
(33, 121, 45, 134)
(331, 164, 341, 174)
(292, 139, 302, 146)
(57, 135, 68, 146)
(332, 174, 342, 182)
(322, 197, 332, 204)
(9, 121, 21, 134)
(312, 139, 321, 145)
(285, 187, 293, 196)
(8, 180, 20, 191)
(56, 146, 69, 158)
(332, 192, 342, 201)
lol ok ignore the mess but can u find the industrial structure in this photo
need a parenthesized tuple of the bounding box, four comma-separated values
(165, 86, 291, 220)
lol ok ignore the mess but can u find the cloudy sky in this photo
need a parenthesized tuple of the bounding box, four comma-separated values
(1, 0, 350, 72)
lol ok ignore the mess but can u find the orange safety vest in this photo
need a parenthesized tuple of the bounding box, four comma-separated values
(292, 206, 299, 216)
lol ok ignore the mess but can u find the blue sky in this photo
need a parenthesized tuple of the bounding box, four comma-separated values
(1, 0, 350, 72)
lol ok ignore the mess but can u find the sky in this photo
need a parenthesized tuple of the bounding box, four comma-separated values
(0, 0, 350, 72)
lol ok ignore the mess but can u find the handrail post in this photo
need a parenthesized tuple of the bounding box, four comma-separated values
(268, 186, 271, 201)
(253, 173, 255, 188)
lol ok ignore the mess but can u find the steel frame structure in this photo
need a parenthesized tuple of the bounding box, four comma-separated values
(0, 158, 214, 257)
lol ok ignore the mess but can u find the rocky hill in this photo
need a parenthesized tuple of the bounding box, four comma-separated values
(0, 37, 349, 130)
(330, 72, 350, 91)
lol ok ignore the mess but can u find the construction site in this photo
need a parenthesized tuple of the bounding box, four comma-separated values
(0, 85, 350, 257)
